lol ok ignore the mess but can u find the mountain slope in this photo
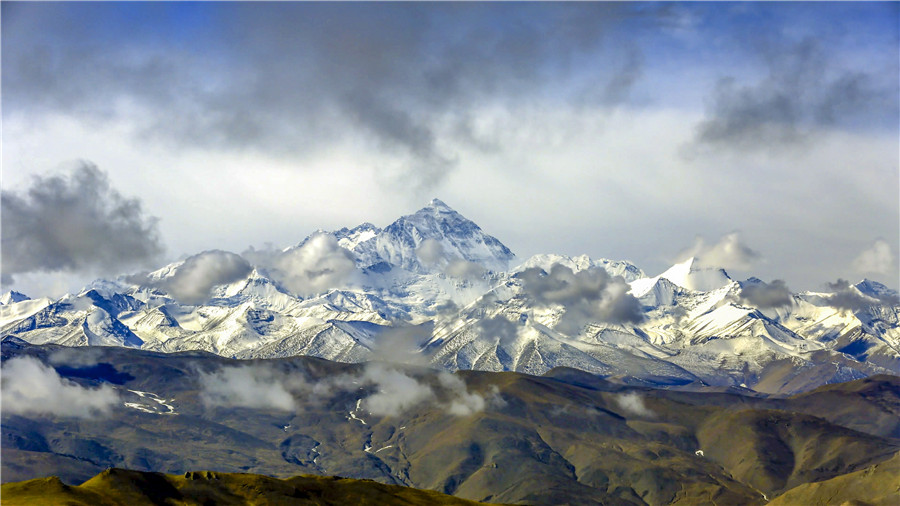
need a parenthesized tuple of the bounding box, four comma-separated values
(1, 200, 897, 395)
(2, 342, 897, 505)
(1, 469, 488, 506)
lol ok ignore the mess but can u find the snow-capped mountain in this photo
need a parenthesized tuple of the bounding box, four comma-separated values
(1, 200, 897, 394)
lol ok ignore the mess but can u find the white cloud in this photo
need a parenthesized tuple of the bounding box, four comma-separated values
(415, 238, 444, 267)
(444, 258, 486, 279)
(273, 233, 358, 297)
(852, 239, 895, 276)
(199, 365, 296, 411)
(614, 392, 655, 418)
(146, 250, 251, 304)
(1, 356, 120, 418)
(680, 233, 760, 271)
(360, 363, 436, 417)
(438, 372, 486, 416)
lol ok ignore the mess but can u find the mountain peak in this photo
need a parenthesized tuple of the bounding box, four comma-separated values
(660, 257, 732, 292)
(0, 291, 30, 305)
(426, 198, 451, 210)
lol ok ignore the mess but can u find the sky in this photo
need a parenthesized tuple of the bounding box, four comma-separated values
(2, 2, 898, 297)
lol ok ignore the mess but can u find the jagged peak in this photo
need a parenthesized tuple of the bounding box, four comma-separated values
(659, 257, 732, 292)
(427, 198, 452, 210)
(0, 290, 30, 305)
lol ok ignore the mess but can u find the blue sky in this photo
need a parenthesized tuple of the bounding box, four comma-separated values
(2, 2, 898, 296)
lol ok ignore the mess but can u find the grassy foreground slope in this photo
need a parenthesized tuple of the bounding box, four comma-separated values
(1, 468, 489, 506)
(768, 452, 900, 506)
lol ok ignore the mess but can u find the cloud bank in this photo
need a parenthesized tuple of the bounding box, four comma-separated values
(1, 356, 120, 418)
(1, 163, 163, 286)
(196, 361, 495, 418)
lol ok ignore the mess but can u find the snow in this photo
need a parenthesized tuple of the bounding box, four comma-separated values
(348, 399, 368, 425)
(2, 199, 898, 392)
(125, 390, 177, 415)
(0, 291, 30, 305)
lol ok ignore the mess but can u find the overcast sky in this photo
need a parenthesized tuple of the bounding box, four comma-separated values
(2, 2, 898, 297)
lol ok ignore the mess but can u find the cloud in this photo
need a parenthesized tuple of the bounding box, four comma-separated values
(197, 359, 490, 418)
(354, 363, 491, 417)
(444, 259, 486, 279)
(693, 36, 899, 151)
(739, 279, 793, 309)
(4, 3, 664, 194)
(614, 392, 655, 418)
(438, 371, 488, 416)
(360, 363, 436, 417)
(825, 278, 899, 311)
(252, 233, 358, 298)
(1, 356, 120, 417)
(370, 325, 432, 365)
(145, 250, 251, 305)
(852, 239, 895, 276)
(415, 239, 444, 267)
(199, 365, 296, 411)
(415, 239, 487, 279)
(681, 233, 760, 271)
(519, 264, 643, 334)
(477, 315, 521, 347)
(47, 346, 106, 368)
(1, 163, 163, 286)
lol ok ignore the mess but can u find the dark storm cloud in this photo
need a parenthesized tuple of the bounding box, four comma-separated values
(738, 279, 793, 309)
(519, 265, 643, 334)
(694, 36, 899, 151)
(1, 164, 164, 285)
(3, 3, 662, 194)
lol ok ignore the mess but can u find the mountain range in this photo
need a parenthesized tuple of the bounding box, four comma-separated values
(2, 198, 898, 395)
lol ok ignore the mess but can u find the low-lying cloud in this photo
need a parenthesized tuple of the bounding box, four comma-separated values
(519, 264, 644, 334)
(244, 233, 359, 298)
(477, 315, 521, 347)
(415, 239, 487, 279)
(614, 392, 655, 418)
(824, 279, 899, 312)
(197, 360, 496, 418)
(680, 233, 760, 271)
(739, 279, 793, 309)
(415, 238, 444, 267)
(199, 365, 297, 411)
(360, 363, 436, 416)
(445, 259, 486, 280)
(1, 356, 120, 418)
(140, 250, 252, 305)
(1, 163, 164, 286)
